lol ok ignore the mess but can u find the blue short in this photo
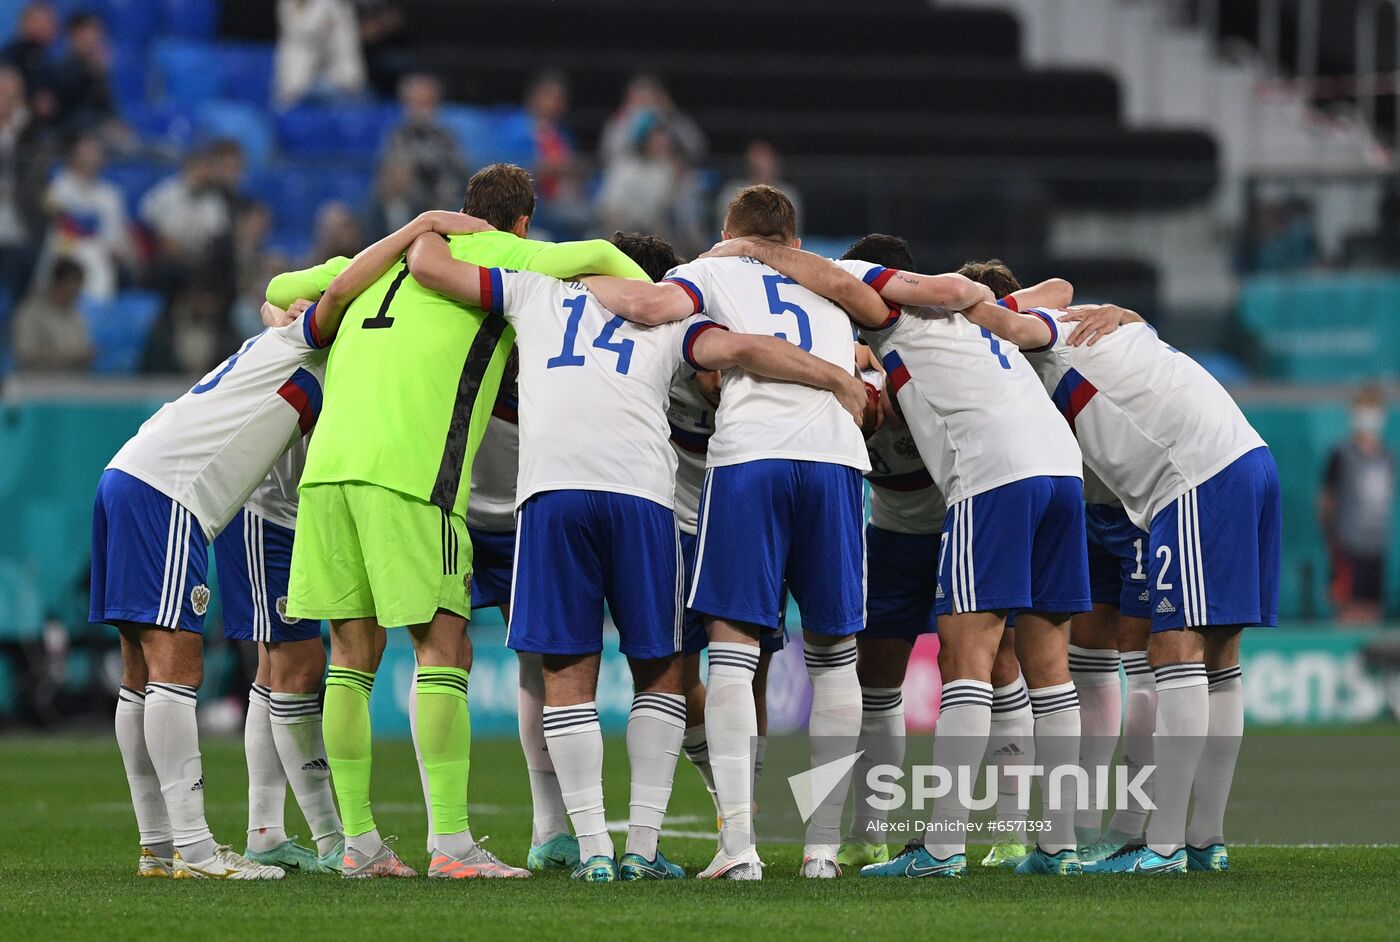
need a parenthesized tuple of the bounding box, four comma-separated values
(689, 459, 865, 636)
(680, 530, 788, 654)
(865, 524, 938, 639)
(1086, 502, 1152, 619)
(90, 468, 210, 633)
(468, 526, 515, 612)
(1149, 446, 1281, 632)
(507, 489, 682, 659)
(937, 475, 1091, 616)
(213, 508, 320, 643)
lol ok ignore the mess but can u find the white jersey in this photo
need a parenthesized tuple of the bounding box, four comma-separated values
(243, 439, 308, 531)
(464, 368, 520, 533)
(491, 269, 714, 509)
(666, 370, 716, 534)
(841, 262, 1081, 505)
(1024, 312, 1266, 530)
(107, 313, 330, 539)
(663, 256, 870, 472)
(865, 418, 947, 535)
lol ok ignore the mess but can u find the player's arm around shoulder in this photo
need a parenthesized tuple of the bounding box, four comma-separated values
(686, 320, 867, 425)
(530, 238, 651, 282)
(404, 230, 487, 306)
(581, 275, 696, 326)
(703, 236, 891, 329)
(961, 299, 1058, 351)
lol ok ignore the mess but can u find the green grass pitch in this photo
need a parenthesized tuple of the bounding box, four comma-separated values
(3, 735, 1398, 940)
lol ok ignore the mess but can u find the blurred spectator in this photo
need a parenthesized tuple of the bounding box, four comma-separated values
(363, 157, 416, 239)
(715, 140, 802, 234)
(41, 132, 133, 300)
(275, 0, 368, 108)
(13, 256, 91, 371)
(1320, 386, 1396, 623)
(596, 122, 706, 252)
(138, 147, 232, 265)
(1, 66, 49, 314)
(524, 70, 591, 239)
(308, 201, 363, 263)
(357, 1, 408, 97)
(0, 2, 58, 119)
(230, 206, 282, 338)
(46, 12, 116, 135)
(600, 74, 706, 168)
(381, 73, 468, 213)
(1237, 196, 1319, 274)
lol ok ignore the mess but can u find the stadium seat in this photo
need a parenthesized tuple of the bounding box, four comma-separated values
(82, 291, 163, 375)
(437, 104, 495, 167)
(160, 0, 219, 40)
(101, 157, 175, 216)
(215, 42, 275, 106)
(197, 100, 274, 166)
(152, 39, 221, 109)
(100, 0, 163, 49)
(121, 102, 197, 152)
(107, 40, 149, 111)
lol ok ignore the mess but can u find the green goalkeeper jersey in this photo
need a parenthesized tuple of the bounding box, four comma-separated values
(296, 233, 649, 517)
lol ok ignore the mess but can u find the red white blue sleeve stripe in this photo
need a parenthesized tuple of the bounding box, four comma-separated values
(1023, 308, 1059, 353)
(682, 320, 728, 370)
(880, 349, 911, 395)
(301, 303, 331, 349)
(663, 276, 705, 314)
(479, 267, 505, 316)
(863, 266, 898, 291)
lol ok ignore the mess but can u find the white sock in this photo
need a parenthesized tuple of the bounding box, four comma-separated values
(115, 687, 173, 856)
(244, 684, 288, 853)
(1069, 645, 1121, 841)
(705, 642, 760, 856)
(518, 655, 570, 845)
(347, 828, 383, 857)
(1108, 650, 1156, 837)
(543, 702, 612, 861)
(923, 680, 992, 859)
(753, 734, 768, 793)
(625, 692, 686, 860)
(803, 638, 861, 849)
(1186, 665, 1244, 848)
(1146, 662, 1208, 857)
(1028, 682, 1081, 854)
(682, 725, 720, 814)
(268, 690, 343, 855)
(407, 666, 436, 854)
(849, 686, 904, 843)
(144, 682, 215, 862)
(987, 675, 1033, 843)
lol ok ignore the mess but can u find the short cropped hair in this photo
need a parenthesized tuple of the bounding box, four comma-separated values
(957, 259, 1022, 298)
(842, 233, 916, 272)
(610, 231, 678, 283)
(463, 163, 535, 232)
(723, 184, 797, 242)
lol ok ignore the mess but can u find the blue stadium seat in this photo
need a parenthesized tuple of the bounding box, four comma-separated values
(244, 164, 319, 231)
(101, 0, 163, 49)
(437, 104, 494, 167)
(334, 104, 397, 158)
(83, 291, 163, 374)
(485, 107, 537, 168)
(216, 42, 275, 106)
(152, 39, 221, 109)
(108, 40, 149, 111)
(102, 157, 174, 216)
(161, 0, 219, 40)
(197, 100, 274, 166)
(0, 0, 24, 45)
(122, 101, 197, 153)
(275, 105, 340, 156)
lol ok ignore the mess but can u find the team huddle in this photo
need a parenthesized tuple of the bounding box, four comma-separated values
(90, 162, 1280, 882)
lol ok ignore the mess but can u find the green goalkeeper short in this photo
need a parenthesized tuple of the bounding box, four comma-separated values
(286, 482, 472, 627)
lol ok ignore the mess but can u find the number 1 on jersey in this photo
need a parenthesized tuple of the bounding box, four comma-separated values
(547, 296, 634, 374)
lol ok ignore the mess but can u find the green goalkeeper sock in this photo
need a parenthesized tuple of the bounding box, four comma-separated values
(323, 666, 377, 838)
(415, 667, 472, 840)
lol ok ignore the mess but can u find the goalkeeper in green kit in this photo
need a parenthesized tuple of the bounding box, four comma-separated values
(274, 164, 652, 880)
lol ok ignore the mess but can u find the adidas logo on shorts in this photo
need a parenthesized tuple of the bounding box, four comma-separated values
(936, 584, 945, 600)
(1139, 589, 1151, 603)
(1156, 597, 1177, 615)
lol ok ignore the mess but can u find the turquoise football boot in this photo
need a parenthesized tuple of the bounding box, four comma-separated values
(1186, 843, 1229, 871)
(527, 833, 581, 872)
(859, 842, 966, 878)
(571, 854, 618, 882)
(980, 841, 1030, 868)
(619, 849, 686, 880)
(1014, 846, 1083, 875)
(315, 838, 344, 874)
(244, 838, 322, 873)
(1085, 843, 1187, 874)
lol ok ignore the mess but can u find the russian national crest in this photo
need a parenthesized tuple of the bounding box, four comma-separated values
(190, 584, 210, 615)
(276, 596, 300, 625)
